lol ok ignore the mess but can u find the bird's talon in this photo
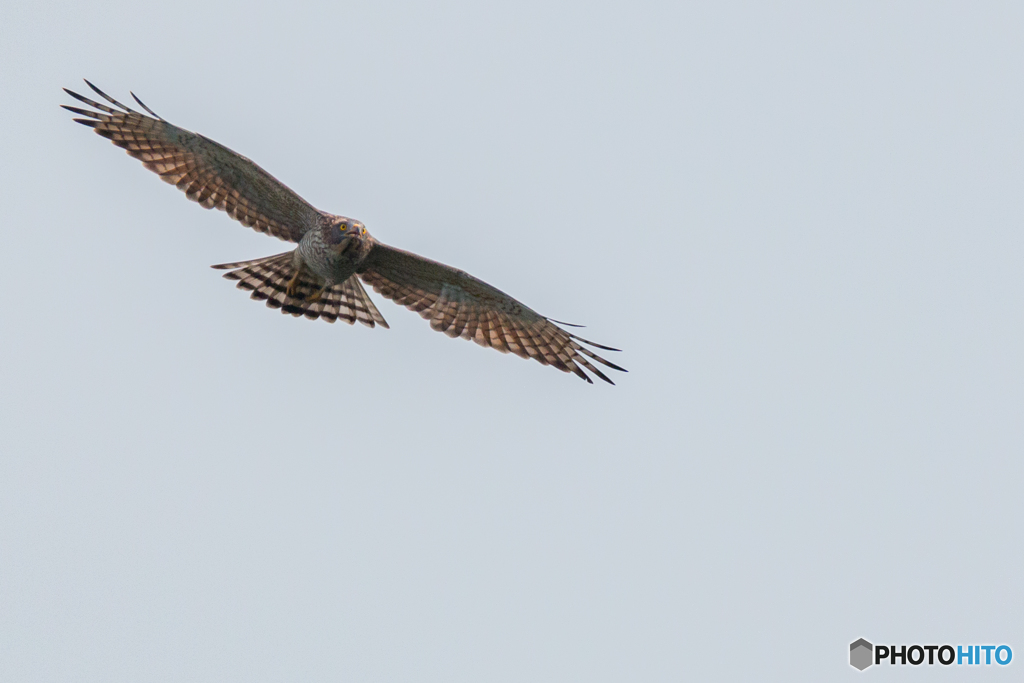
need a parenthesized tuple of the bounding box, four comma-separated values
(285, 271, 301, 298)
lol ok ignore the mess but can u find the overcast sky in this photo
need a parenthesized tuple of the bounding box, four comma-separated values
(2, 1, 1022, 681)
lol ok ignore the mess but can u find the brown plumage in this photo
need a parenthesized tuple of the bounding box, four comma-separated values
(63, 80, 626, 384)
(358, 245, 623, 383)
(212, 253, 388, 327)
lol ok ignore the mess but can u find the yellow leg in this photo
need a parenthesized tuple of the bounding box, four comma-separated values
(285, 270, 302, 298)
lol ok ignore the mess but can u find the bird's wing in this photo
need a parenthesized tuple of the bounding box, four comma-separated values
(358, 243, 626, 384)
(62, 81, 320, 243)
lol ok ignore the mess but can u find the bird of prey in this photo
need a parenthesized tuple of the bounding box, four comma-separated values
(63, 81, 626, 384)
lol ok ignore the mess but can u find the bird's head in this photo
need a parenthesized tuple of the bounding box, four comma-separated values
(327, 216, 368, 253)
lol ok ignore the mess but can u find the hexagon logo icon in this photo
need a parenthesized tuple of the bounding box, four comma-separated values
(850, 639, 873, 670)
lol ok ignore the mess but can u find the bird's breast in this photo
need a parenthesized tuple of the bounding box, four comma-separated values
(298, 231, 360, 285)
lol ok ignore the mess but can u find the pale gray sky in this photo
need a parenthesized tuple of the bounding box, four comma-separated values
(2, 1, 1022, 681)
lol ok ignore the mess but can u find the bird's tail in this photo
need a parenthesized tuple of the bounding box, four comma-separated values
(211, 251, 389, 328)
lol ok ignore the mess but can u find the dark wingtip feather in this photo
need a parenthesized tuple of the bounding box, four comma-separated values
(131, 91, 163, 120)
(83, 79, 135, 113)
(61, 104, 100, 118)
(63, 87, 113, 114)
(567, 331, 621, 352)
(569, 337, 627, 377)
(587, 364, 614, 384)
(579, 348, 627, 374)
(546, 317, 585, 328)
(574, 354, 616, 384)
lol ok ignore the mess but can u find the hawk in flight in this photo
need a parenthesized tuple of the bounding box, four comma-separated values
(63, 81, 625, 384)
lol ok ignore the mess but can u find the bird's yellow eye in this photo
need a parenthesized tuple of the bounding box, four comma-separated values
(361, 227, 366, 235)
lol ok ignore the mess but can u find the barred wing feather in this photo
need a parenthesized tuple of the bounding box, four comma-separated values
(63, 81, 319, 243)
(358, 243, 625, 384)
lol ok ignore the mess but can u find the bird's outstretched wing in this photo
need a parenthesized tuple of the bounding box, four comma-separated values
(62, 80, 320, 243)
(358, 243, 626, 384)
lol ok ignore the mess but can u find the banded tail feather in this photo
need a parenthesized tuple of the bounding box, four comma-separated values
(212, 252, 389, 328)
